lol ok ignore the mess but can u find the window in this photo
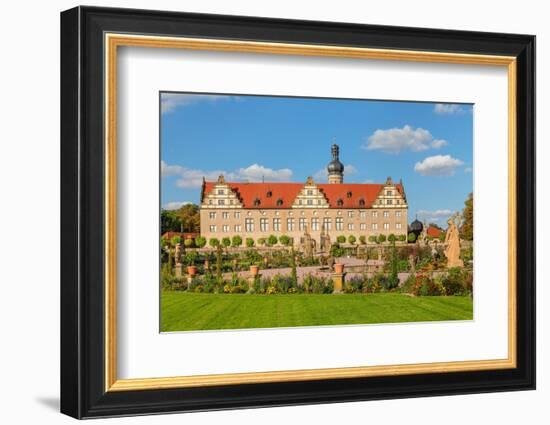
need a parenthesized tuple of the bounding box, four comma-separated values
(396, 223, 402, 230)
(323, 217, 331, 231)
(337, 198, 343, 206)
(360, 211, 366, 218)
(307, 189, 313, 195)
(359, 199, 365, 207)
(208, 199, 213, 205)
(346, 191, 352, 198)
(266, 190, 272, 198)
(372, 223, 378, 230)
(307, 199, 313, 205)
(218, 189, 224, 195)
(222, 212, 229, 219)
(396, 211, 401, 217)
(299, 200, 303, 205)
(223, 225, 229, 232)
(245, 218, 254, 232)
(260, 218, 268, 232)
(209, 225, 217, 232)
(254, 198, 261, 206)
(317, 199, 322, 205)
(287, 218, 295, 231)
(348, 211, 354, 218)
(229, 200, 234, 205)
(396, 199, 400, 205)
(360, 223, 367, 230)
(273, 218, 281, 232)
(387, 199, 393, 205)
(311, 217, 319, 231)
(386, 190, 393, 196)
(348, 223, 354, 231)
(218, 199, 224, 205)
(299, 217, 307, 231)
(383, 211, 389, 217)
(276, 198, 283, 206)
(234, 224, 241, 232)
(372, 211, 378, 218)
(209, 212, 216, 220)
(234, 211, 241, 219)
(383, 223, 390, 230)
(336, 217, 344, 230)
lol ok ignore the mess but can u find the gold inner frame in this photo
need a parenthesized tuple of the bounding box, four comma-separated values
(104, 33, 517, 392)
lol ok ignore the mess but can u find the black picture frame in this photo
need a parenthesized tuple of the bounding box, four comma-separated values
(61, 5, 536, 419)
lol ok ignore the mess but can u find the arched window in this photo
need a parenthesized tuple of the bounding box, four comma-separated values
(254, 198, 261, 206)
(276, 198, 283, 206)
(346, 191, 352, 198)
(358, 198, 365, 206)
(266, 190, 272, 198)
(337, 198, 344, 207)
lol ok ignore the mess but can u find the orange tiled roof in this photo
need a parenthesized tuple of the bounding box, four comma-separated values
(426, 226, 443, 238)
(203, 181, 404, 209)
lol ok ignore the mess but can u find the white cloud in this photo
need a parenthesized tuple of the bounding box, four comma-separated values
(161, 93, 233, 114)
(313, 164, 357, 182)
(363, 125, 447, 154)
(464, 167, 473, 173)
(161, 161, 293, 188)
(417, 209, 454, 223)
(433, 103, 467, 115)
(162, 201, 191, 210)
(414, 155, 464, 176)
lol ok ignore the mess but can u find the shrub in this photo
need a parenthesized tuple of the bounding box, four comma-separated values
(222, 237, 231, 248)
(184, 238, 194, 248)
(388, 234, 396, 243)
(359, 235, 366, 245)
(170, 235, 182, 246)
(209, 237, 220, 248)
(378, 234, 387, 243)
(195, 236, 207, 248)
(408, 232, 417, 243)
(279, 234, 291, 246)
(268, 234, 278, 246)
(246, 237, 255, 247)
(257, 237, 266, 246)
(348, 235, 356, 244)
(336, 235, 346, 244)
(398, 234, 407, 242)
(231, 235, 243, 248)
(368, 235, 378, 244)
(400, 273, 416, 293)
(330, 244, 345, 257)
(442, 267, 468, 295)
(412, 274, 444, 296)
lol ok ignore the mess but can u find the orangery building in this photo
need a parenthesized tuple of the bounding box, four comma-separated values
(199, 145, 408, 246)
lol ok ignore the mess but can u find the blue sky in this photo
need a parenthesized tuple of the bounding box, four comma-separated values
(160, 93, 473, 224)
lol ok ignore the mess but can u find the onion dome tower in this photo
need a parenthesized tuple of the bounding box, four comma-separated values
(327, 144, 344, 184)
(409, 216, 424, 239)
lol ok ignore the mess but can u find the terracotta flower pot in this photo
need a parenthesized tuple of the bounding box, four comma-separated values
(334, 263, 344, 274)
(250, 265, 259, 277)
(187, 265, 197, 276)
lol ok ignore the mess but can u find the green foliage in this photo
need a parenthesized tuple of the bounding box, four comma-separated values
(398, 234, 407, 242)
(184, 238, 194, 248)
(460, 192, 474, 241)
(279, 234, 291, 246)
(359, 235, 366, 245)
(245, 237, 255, 247)
(231, 235, 243, 247)
(209, 237, 220, 248)
(388, 233, 396, 243)
(330, 244, 346, 257)
(183, 250, 197, 266)
(378, 234, 386, 243)
(348, 235, 356, 244)
(257, 237, 266, 246)
(170, 235, 182, 246)
(160, 204, 200, 234)
(222, 237, 231, 248)
(267, 234, 278, 246)
(336, 235, 346, 243)
(195, 236, 207, 248)
(368, 235, 378, 243)
(408, 232, 417, 243)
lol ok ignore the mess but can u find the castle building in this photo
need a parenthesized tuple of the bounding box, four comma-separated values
(199, 145, 408, 246)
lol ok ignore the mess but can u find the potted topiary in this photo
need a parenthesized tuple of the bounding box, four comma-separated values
(334, 263, 344, 274)
(250, 264, 259, 277)
(187, 265, 197, 276)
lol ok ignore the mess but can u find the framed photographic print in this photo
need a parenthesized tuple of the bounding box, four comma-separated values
(60, 6, 535, 419)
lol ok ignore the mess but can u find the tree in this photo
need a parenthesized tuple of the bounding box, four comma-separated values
(195, 236, 207, 248)
(337, 235, 346, 244)
(257, 237, 266, 246)
(174, 203, 200, 233)
(279, 235, 291, 246)
(359, 235, 366, 245)
(348, 235, 356, 244)
(170, 235, 182, 246)
(222, 237, 231, 248)
(388, 233, 396, 243)
(184, 238, 194, 248)
(161, 209, 182, 234)
(408, 232, 416, 243)
(460, 193, 474, 241)
(368, 235, 378, 244)
(231, 235, 243, 248)
(268, 235, 278, 246)
(209, 237, 220, 248)
(378, 234, 387, 243)
(246, 237, 255, 247)
(398, 234, 407, 242)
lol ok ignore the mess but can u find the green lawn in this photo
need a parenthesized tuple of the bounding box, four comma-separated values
(160, 291, 473, 332)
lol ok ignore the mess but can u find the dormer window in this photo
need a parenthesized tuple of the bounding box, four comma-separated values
(358, 198, 365, 206)
(337, 198, 344, 206)
(346, 191, 352, 198)
(266, 190, 272, 198)
(276, 198, 283, 206)
(254, 198, 261, 206)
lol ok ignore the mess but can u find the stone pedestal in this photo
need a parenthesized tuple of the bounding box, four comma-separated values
(332, 272, 346, 293)
(174, 262, 183, 277)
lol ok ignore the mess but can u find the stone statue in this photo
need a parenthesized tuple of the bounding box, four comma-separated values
(301, 228, 315, 259)
(319, 224, 331, 254)
(174, 243, 182, 265)
(444, 216, 464, 268)
(408, 254, 416, 273)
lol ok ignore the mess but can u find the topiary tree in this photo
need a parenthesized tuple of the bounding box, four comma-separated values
(246, 237, 255, 247)
(279, 234, 291, 246)
(378, 234, 387, 243)
(398, 234, 407, 242)
(368, 235, 378, 244)
(231, 235, 242, 248)
(348, 235, 356, 244)
(222, 237, 231, 248)
(209, 237, 220, 248)
(359, 235, 366, 245)
(170, 235, 182, 246)
(268, 234, 278, 246)
(408, 232, 417, 243)
(388, 233, 396, 243)
(195, 236, 207, 248)
(184, 238, 194, 248)
(257, 237, 266, 246)
(337, 235, 346, 244)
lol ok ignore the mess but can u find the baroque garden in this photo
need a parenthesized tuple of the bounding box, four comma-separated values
(160, 145, 474, 331)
